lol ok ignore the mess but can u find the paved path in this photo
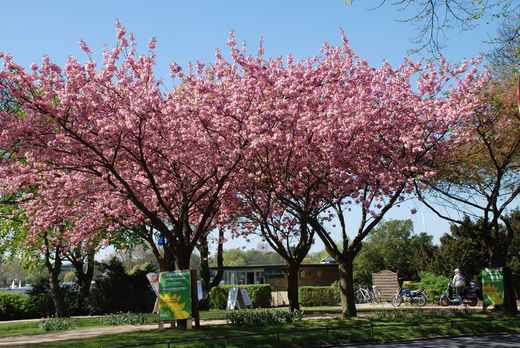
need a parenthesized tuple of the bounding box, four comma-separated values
(0, 304, 483, 346)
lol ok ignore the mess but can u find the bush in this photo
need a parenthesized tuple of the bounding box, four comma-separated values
(416, 272, 450, 303)
(100, 312, 145, 325)
(0, 292, 31, 320)
(298, 286, 340, 306)
(88, 258, 156, 314)
(209, 284, 272, 309)
(25, 277, 79, 318)
(226, 308, 303, 325)
(39, 316, 76, 331)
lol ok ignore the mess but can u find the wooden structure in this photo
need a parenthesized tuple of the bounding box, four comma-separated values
(372, 270, 399, 302)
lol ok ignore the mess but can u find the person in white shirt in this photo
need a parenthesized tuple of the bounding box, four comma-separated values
(452, 268, 466, 306)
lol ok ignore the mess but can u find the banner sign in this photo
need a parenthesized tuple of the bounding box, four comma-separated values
(146, 273, 160, 313)
(159, 271, 191, 320)
(482, 268, 504, 305)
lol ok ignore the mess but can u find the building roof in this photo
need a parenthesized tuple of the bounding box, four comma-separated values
(210, 263, 338, 271)
(320, 256, 336, 264)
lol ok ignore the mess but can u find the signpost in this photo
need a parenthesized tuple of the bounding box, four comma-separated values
(482, 267, 504, 308)
(158, 271, 191, 328)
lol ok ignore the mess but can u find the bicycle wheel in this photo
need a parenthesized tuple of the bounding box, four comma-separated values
(439, 296, 450, 306)
(355, 290, 363, 304)
(415, 293, 427, 307)
(466, 297, 478, 307)
(391, 294, 402, 307)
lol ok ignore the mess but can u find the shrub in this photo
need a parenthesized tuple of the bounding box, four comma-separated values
(298, 286, 340, 306)
(209, 284, 272, 309)
(39, 316, 76, 331)
(88, 258, 156, 314)
(100, 312, 145, 325)
(416, 272, 450, 303)
(0, 292, 30, 320)
(226, 308, 303, 325)
(25, 277, 79, 318)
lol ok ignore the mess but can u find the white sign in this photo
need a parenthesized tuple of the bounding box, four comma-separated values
(226, 287, 249, 310)
(241, 289, 252, 307)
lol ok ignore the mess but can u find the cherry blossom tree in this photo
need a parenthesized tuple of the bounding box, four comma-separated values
(223, 35, 490, 317)
(0, 22, 252, 273)
(0, 24, 489, 319)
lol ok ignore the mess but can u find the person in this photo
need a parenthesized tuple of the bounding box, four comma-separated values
(452, 268, 466, 307)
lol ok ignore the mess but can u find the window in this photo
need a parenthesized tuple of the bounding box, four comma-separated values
(300, 271, 305, 278)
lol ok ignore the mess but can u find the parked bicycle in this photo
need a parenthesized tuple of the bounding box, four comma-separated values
(354, 286, 381, 304)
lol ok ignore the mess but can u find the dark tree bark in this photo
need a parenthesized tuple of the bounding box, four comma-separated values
(44, 236, 66, 317)
(198, 230, 224, 298)
(67, 246, 96, 313)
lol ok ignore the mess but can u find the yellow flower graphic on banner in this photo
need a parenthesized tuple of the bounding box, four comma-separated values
(159, 292, 190, 319)
(482, 283, 503, 305)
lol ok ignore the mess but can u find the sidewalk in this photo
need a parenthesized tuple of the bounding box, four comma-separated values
(0, 304, 482, 346)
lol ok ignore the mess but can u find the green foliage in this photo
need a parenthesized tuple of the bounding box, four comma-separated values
(353, 219, 433, 287)
(431, 217, 489, 279)
(298, 286, 340, 306)
(226, 308, 303, 325)
(88, 258, 156, 314)
(38, 316, 76, 331)
(100, 312, 145, 326)
(0, 292, 30, 320)
(25, 277, 81, 318)
(416, 272, 450, 303)
(218, 247, 285, 267)
(209, 284, 272, 309)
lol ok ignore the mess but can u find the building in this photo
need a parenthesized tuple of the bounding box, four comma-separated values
(211, 263, 339, 291)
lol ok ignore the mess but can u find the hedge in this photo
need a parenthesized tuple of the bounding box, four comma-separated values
(298, 286, 340, 306)
(0, 293, 31, 320)
(209, 284, 272, 309)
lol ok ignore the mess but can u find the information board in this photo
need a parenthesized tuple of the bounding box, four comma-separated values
(482, 268, 504, 305)
(159, 271, 191, 320)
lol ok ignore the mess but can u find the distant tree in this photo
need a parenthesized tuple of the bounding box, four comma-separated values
(486, 13, 520, 77)
(417, 76, 520, 313)
(348, 1, 519, 55)
(353, 220, 434, 286)
(431, 217, 490, 280)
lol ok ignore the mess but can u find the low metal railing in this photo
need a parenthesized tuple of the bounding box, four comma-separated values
(104, 317, 520, 348)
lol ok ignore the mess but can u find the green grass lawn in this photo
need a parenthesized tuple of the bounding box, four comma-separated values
(1, 308, 519, 348)
(0, 310, 227, 338)
(30, 313, 520, 348)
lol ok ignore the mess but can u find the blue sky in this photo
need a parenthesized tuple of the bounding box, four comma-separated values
(0, 1, 503, 253)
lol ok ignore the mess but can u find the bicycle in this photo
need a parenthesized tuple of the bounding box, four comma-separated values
(355, 286, 381, 304)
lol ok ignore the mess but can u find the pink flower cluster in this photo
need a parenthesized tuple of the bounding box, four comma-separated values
(0, 24, 490, 258)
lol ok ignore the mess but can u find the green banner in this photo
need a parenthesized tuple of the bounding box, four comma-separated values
(482, 268, 504, 305)
(159, 271, 191, 320)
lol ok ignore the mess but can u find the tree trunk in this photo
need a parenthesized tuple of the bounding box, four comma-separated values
(490, 248, 518, 314)
(198, 233, 224, 298)
(338, 258, 357, 317)
(287, 262, 300, 312)
(45, 246, 67, 317)
(69, 248, 95, 314)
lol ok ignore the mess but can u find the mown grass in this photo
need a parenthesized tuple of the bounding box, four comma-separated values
(9, 310, 520, 348)
(0, 310, 227, 338)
